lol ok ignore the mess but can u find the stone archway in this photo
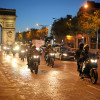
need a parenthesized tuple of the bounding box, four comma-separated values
(0, 8, 17, 45)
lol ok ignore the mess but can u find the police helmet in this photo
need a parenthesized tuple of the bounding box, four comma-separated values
(83, 44, 89, 51)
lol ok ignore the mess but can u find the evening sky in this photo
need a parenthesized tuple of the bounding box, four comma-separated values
(0, 0, 100, 34)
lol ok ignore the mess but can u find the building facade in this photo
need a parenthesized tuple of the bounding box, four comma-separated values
(76, 1, 100, 50)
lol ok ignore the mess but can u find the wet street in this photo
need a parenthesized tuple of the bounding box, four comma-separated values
(0, 51, 100, 100)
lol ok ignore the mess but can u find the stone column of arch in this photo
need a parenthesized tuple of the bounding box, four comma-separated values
(0, 10, 17, 45)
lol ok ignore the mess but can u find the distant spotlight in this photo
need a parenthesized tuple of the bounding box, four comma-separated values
(26, 28, 29, 31)
(36, 24, 39, 26)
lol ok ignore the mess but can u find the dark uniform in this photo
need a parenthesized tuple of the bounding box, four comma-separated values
(75, 43, 84, 71)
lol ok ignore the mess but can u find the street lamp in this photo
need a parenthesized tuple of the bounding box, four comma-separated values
(26, 27, 29, 31)
(84, 4, 88, 8)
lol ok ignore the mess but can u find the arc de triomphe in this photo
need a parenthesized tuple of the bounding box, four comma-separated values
(0, 8, 17, 45)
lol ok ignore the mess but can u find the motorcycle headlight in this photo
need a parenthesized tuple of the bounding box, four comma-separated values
(63, 53, 67, 56)
(7, 48, 10, 50)
(90, 59, 97, 63)
(13, 48, 16, 51)
(34, 55, 39, 58)
(3, 46, 7, 50)
(50, 53, 55, 56)
(21, 50, 25, 53)
(36, 48, 39, 51)
(15, 46, 20, 50)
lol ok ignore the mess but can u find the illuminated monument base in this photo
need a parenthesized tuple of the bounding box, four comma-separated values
(0, 8, 17, 45)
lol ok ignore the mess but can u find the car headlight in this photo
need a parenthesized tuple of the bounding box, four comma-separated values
(50, 53, 55, 56)
(90, 59, 97, 63)
(34, 55, 39, 58)
(63, 53, 67, 56)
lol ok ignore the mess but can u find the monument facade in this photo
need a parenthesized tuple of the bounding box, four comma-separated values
(0, 8, 17, 45)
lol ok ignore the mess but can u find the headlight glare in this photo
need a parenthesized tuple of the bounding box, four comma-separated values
(50, 53, 54, 56)
(21, 50, 25, 53)
(34, 55, 39, 58)
(90, 59, 97, 63)
(63, 53, 67, 56)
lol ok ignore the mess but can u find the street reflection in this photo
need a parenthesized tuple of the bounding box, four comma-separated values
(5, 55, 11, 63)
(47, 71, 60, 98)
(49, 70, 59, 76)
(12, 58, 17, 68)
(19, 66, 31, 78)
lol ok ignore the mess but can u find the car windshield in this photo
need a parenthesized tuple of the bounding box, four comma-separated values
(60, 47, 67, 52)
(63, 50, 75, 56)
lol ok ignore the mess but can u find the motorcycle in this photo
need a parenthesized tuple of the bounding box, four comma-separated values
(47, 53, 55, 68)
(6, 47, 10, 54)
(30, 55, 40, 74)
(79, 56, 98, 84)
(12, 46, 20, 56)
(20, 50, 26, 61)
(2, 46, 7, 54)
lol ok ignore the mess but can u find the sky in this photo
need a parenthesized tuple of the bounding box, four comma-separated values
(0, 0, 100, 34)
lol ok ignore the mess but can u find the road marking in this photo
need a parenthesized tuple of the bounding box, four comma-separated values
(87, 85, 100, 91)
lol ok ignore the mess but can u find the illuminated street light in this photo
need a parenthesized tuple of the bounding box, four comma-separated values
(36, 24, 39, 26)
(26, 27, 29, 31)
(84, 4, 88, 8)
(82, 36, 84, 39)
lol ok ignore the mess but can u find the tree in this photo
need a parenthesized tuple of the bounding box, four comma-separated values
(15, 32, 23, 41)
(40, 27, 49, 40)
(78, 10, 100, 35)
(51, 17, 72, 42)
(70, 16, 79, 35)
(22, 31, 27, 41)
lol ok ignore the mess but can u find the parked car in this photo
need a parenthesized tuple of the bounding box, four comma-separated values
(59, 50, 75, 61)
(54, 46, 75, 60)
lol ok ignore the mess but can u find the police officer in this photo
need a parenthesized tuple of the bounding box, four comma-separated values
(75, 43, 84, 71)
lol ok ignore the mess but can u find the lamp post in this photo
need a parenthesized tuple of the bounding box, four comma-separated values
(84, 4, 88, 8)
